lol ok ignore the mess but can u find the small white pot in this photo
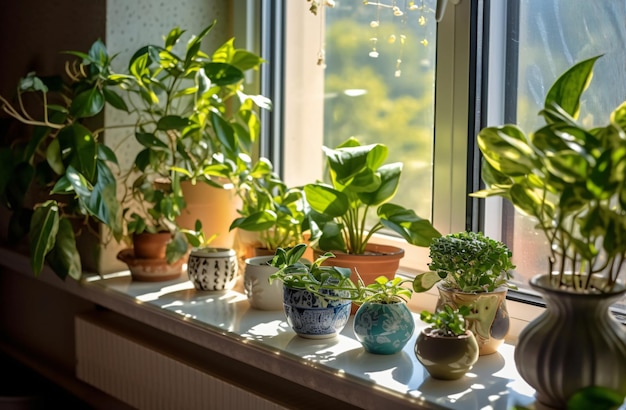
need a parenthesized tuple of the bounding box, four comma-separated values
(187, 247, 238, 291)
(243, 256, 283, 310)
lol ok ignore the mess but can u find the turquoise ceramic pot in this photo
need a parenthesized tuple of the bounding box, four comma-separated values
(283, 285, 351, 339)
(353, 300, 415, 354)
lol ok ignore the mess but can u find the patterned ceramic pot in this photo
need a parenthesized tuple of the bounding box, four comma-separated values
(282, 285, 351, 339)
(353, 300, 415, 355)
(187, 247, 238, 291)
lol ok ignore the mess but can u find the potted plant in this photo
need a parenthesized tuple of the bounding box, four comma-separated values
(412, 231, 516, 355)
(229, 158, 307, 257)
(471, 55, 626, 407)
(352, 276, 415, 355)
(110, 21, 270, 251)
(0, 45, 124, 280)
(303, 137, 441, 290)
(268, 243, 357, 339)
(414, 305, 479, 380)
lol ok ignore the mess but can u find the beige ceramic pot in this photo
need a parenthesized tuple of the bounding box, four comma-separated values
(435, 284, 509, 355)
(243, 255, 283, 310)
(414, 327, 479, 380)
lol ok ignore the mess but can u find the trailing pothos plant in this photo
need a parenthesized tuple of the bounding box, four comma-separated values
(0, 47, 124, 280)
(413, 231, 516, 293)
(268, 243, 358, 299)
(471, 55, 626, 292)
(229, 158, 307, 252)
(303, 137, 441, 255)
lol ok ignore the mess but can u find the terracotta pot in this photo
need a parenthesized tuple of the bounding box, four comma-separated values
(435, 285, 509, 355)
(515, 274, 626, 409)
(116, 248, 185, 282)
(414, 327, 479, 380)
(177, 181, 241, 249)
(132, 232, 172, 259)
(315, 243, 405, 313)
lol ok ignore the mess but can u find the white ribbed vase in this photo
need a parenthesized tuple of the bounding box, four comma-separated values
(514, 274, 626, 409)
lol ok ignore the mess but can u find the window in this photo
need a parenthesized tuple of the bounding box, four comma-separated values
(280, 0, 626, 302)
(494, 1, 626, 291)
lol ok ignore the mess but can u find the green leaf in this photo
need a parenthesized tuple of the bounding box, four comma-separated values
(135, 132, 168, 149)
(46, 218, 81, 280)
(379, 203, 441, 247)
(358, 163, 401, 205)
(19, 72, 48, 92)
(230, 49, 264, 71)
(209, 111, 237, 154)
(304, 184, 349, 217)
(45, 138, 65, 175)
(413, 271, 443, 292)
(165, 27, 185, 49)
(567, 386, 624, 410)
(70, 87, 105, 118)
(204, 62, 244, 86)
(544, 55, 601, 120)
(166, 231, 189, 264)
(157, 115, 191, 131)
(477, 126, 535, 176)
(230, 211, 277, 232)
(103, 88, 129, 111)
(57, 123, 97, 182)
(29, 200, 60, 276)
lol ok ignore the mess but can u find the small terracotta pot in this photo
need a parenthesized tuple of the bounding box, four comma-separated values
(315, 243, 405, 314)
(132, 232, 172, 260)
(414, 327, 479, 380)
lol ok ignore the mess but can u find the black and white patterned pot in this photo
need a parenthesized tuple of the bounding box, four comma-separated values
(187, 247, 238, 291)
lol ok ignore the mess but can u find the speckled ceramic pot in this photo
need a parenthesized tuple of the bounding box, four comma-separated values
(353, 300, 415, 355)
(282, 285, 351, 339)
(415, 327, 479, 380)
(187, 247, 238, 291)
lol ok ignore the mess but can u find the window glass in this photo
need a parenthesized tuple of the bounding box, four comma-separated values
(503, 0, 626, 290)
(323, 1, 437, 221)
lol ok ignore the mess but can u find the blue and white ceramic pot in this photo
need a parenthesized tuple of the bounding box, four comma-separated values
(353, 300, 415, 354)
(187, 247, 238, 291)
(282, 285, 351, 339)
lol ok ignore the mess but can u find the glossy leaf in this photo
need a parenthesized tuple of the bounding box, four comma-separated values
(29, 200, 60, 276)
(57, 123, 97, 182)
(230, 210, 277, 232)
(304, 184, 349, 218)
(70, 87, 105, 118)
(204, 62, 244, 86)
(544, 55, 600, 120)
(46, 218, 81, 280)
(379, 203, 441, 247)
(45, 138, 65, 175)
(357, 163, 402, 206)
(103, 88, 129, 111)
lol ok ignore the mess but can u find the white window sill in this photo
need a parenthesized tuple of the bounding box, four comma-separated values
(0, 247, 535, 409)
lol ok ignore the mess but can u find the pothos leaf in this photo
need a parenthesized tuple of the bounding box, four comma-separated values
(46, 218, 81, 280)
(30, 200, 60, 276)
